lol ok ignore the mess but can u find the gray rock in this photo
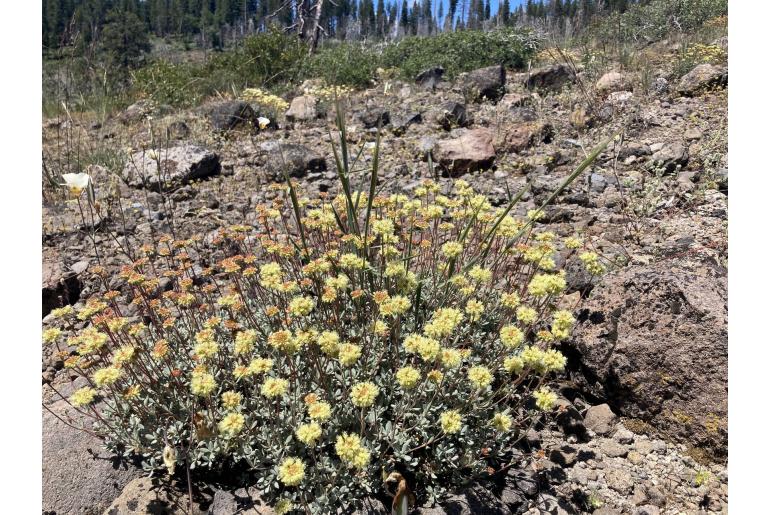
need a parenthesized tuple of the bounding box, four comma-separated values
(351, 497, 389, 514)
(508, 468, 539, 497)
(617, 142, 652, 160)
(677, 64, 727, 96)
(43, 401, 142, 514)
(552, 398, 586, 438)
(613, 427, 635, 445)
(359, 108, 390, 129)
(167, 121, 190, 140)
(416, 67, 445, 90)
(651, 141, 689, 173)
(262, 142, 327, 178)
(592, 508, 621, 515)
(119, 100, 152, 124)
(204, 100, 259, 131)
(461, 65, 506, 102)
(104, 477, 192, 514)
(433, 128, 496, 176)
(633, 506, 661, 515)
(584, 404, 617, 436)
(208, 487, 275, 514)
(433, 101, 468, 130)
(391, 112, 423, 136)
(125, 145, 221, 190)
(549, 445, 579, 467)
(42, 250, 82, 317)
(605, 468, 634, 495)
(596, 72, 630, 94)
(599, 439, 629, 458)
(525, 64, 576, 91)
(571, 256, 727, 456)
(286, 95, 318, 122)
(419, 485, 511, 514)
(494, 121, 554, 154)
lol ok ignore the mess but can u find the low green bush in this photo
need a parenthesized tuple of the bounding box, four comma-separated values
(591, 0, 728, 47)
(303, 42, 382, 88)
(381, 28, 540, 80)
(132, 60, 211, 107)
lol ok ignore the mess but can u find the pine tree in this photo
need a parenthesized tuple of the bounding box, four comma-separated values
(399, 0, 409, 35)
(376, 0, 385, 37)
(500, 0, 510, 25)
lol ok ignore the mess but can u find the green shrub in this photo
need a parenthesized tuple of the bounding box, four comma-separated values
(132, 60, 211, 107)
(46, 116, 611, 513)
(381, 28, 540, 81)
(304, 42, 382, 88)
(207, 27, 307, 89)
(591, 0, 728, 47)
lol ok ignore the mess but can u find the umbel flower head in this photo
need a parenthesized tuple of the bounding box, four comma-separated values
(440, 410, 463, 434)
(278, 457, 306, 486)
(350, 382, 379, 408)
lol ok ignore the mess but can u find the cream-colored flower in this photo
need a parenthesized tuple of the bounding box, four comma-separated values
(61, 173, 90, 196)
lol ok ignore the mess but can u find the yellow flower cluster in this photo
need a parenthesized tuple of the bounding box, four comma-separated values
(350, 381, 379, 408)
(277, 457, 306, 486)
(396, 366, 421, 389)
(241, 88, 289, 112)
(528, 272, 567, 298)
(262, 377, 289, 398)
(491, 412, 512, 432)
(288, 296, 315, 316)
(424, 308, 463, 339)
(70, 386, 97, 407)
(533, 387, 558, 411)
(335, 433, 371, 469)
(440, 410, 463, 434)
(338, 343, 362, 366)
(93, 366, 122, 387)
(296, 422, 322, 446)
(579, 252, 605, 275)
(191, 369, 217, 396)
(218, 412, 245, 437)
(467, 366, 493, 390)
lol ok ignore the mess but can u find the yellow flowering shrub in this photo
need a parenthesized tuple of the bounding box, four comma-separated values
(48, 113, 609, 513)
(241, 88, 289, 117)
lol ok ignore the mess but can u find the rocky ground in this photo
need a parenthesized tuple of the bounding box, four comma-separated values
(42, 42, 727, 514)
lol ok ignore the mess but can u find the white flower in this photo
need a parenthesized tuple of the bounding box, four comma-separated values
(146, 149, 159, 161)
(61, 173, 91, 196)
(258, 117, 270, 130)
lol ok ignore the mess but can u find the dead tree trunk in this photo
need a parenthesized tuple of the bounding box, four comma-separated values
(307, 0, 324, 54)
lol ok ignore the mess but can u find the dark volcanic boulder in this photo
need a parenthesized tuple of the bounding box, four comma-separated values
(262, 142, 327, 178)
(359, 108, 391, 129)
(569, 255, 727, 456)
(525, 64, 576, 91)
(204, 100, 259, 131)
(461, 65, 506, 103)
(125, 144, 221, 190)
(431, 101, 468, 131)
(416, 66, 446, 90)
(42, 250, 82, 317)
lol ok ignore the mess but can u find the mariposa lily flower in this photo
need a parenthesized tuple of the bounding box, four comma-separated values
(61, 173, 91, 196)
(257, 117, 270, 130)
